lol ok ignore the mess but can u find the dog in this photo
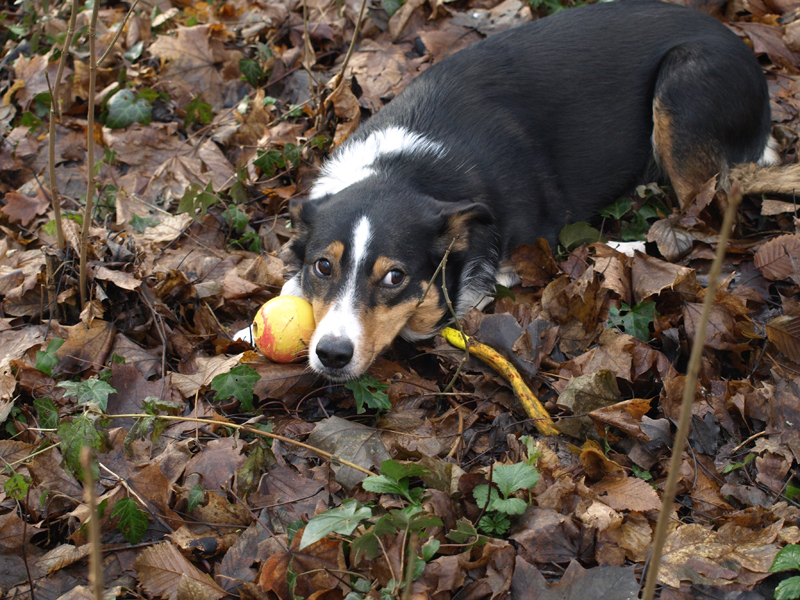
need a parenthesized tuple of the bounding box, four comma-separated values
(278, 0, 780, 381)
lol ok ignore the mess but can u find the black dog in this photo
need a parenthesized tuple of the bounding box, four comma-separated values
(281, 0, 777, 380)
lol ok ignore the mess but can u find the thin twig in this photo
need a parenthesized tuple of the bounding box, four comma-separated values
(641, 189, 742, 600)
(98, 0, 141, 65)
(108, 414, 374, 475)
(46, 0, 79, 251)
(440, 238, 469, 394)
(330, 0, 369, 90)
(79, 0, 102, 307)
(81, 448, 104, 600)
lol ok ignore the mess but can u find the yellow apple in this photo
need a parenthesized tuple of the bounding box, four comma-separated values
(252, 296, 315, 363)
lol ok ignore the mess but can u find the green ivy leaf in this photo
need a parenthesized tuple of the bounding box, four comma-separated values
(57, 414, 106, 479)
(35, 338, 64, 376)
(130, 214, 159, 233)
(253, 149, 286, 178)
(299, 499, 373, 550)
(111, 497, 149, 544)
(599, 196, 633, 220)
(607, 300, 657, 342)
(185, 95, 213, 128)
(57, 379, 117, 412)
(187, 484, 204, 513)
(771, 544, 800, 573)
(222, 205, 249, 232)
(4, 473, 30, 500)
(210, 364, 260, 411)
(34, 397, 59, 430)
(492, 463, 539, 498)
(106, 89, 153, 129)
(344, 375, 390, 414)
(178, 182, 218, 221)
(239, 57, 266, 88)
(559, 221, 602, 251)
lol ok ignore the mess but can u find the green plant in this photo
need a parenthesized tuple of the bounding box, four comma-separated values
(210, 364, 261, 411)
(344, 375, 391, 413)
(770, 544, 800, 600)
(111, 497, 149, 543)
(184, 95, 213, 128)
(299, 460, 445, 597)
(178, 182, 219, 221)
(473, 462, 539, 535)
(722, 453, 755, 474)
(607, 300, 657, 342)
(35, 338, 65, 376)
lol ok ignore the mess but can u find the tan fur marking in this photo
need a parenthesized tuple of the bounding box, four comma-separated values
(653, 98, 724, 206)
(360, 301, 423, 364)
(405, 284, 444, 338)
(311, 298, 335, 328)
(445, 214, 471, 252)
(372, 256, 395, 280)
(327, 241, 344, 265)
(357, 284, 445, 366)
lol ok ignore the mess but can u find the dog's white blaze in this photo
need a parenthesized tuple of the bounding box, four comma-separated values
(309, 216, 372, 374)
(309, 126, 445, 199)
(280, 273, 303, 297)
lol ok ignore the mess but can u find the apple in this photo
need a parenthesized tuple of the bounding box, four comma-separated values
(252, 296, 315, 363)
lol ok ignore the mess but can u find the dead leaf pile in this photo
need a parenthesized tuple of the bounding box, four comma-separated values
(1, 0, 800, 597)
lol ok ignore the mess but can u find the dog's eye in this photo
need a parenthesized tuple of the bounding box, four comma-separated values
(380, 269, 405, 287)
(314, 258, 332, 277)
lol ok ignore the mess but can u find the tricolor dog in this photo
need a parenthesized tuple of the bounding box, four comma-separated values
(280, 0, 779, 380)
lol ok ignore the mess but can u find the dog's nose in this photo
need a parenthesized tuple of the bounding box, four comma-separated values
(316, 336, 354, 369)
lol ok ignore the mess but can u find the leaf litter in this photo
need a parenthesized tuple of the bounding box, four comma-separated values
(2, 0, 800, 598)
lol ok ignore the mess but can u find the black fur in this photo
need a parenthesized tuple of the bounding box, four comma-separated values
(283, 0, 772, 379)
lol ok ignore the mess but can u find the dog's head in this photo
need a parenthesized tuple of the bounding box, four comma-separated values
(282, 182, 493, 380)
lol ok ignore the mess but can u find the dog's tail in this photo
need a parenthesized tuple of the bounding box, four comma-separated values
(730, 162, 800, 196)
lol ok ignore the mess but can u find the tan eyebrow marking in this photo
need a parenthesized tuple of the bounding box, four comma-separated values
(372, 256, 395, 280)
(327, 241, 344, 264)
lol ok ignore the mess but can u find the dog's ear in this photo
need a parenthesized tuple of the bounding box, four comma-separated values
(279, 196, 318, 268)
(433, 201, 494, 255)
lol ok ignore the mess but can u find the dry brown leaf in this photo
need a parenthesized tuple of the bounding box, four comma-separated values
(55, 319, 116, 375)
(171, 353, 244, 398)
(589, 397, 652, 441)
(258, 534, 345, 598)
(35, 544, 91, 574)
(683, 303, 747, 351)
(659, 520, 783, 588)
(766, 313, 800, 361)
(602, 513, 652, 562)
(94, 266, 141, 291)
(631, 252, 697, 302)
(591, 475, 661, 512)
(135, 542, 226, 600)
(512, 241, 560, 288)
(761, 199, 798, 215)
(754, 234, 800, 282)
(1, 191, 50, 226)
(646, 217, 693, 262)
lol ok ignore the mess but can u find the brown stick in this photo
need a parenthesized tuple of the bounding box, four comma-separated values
(641, 189, 742, 600)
